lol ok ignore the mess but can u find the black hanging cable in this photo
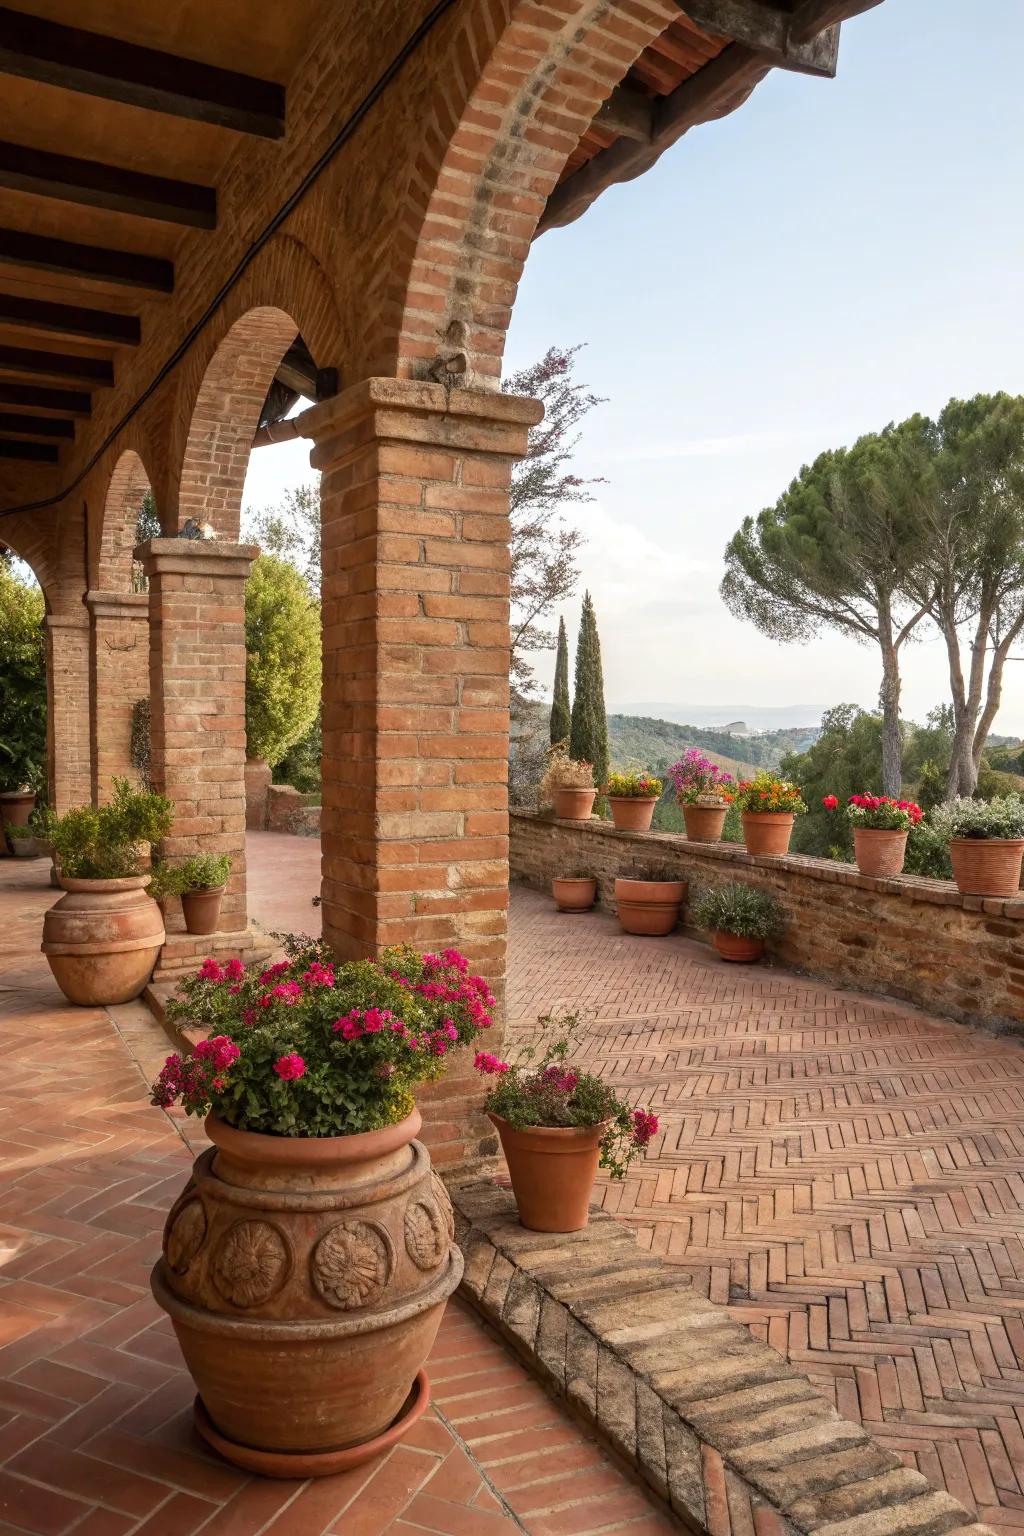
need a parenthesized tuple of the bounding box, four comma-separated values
(0, 0, 460, 521)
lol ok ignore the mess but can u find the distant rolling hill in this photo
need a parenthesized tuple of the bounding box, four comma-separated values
(607, 715, 808, 778)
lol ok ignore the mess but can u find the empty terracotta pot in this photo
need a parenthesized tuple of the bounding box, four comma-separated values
(489, 1113, 605, 1232)
(181, 884, 226, 935)
(712, 931, 765, 964)
(949, 838, 1024, 898)
(614, 877, 686, 936)
(152, 1109, 462, 1478)
(682, 803, 728, 843)
(608, 797, 658, 833)
(552, 787, 597, 820)
(854, 828, 908, 878)
(742, 813, 795, 857)
(552, 877, 597, 912)
(41, 875, 164, 1005)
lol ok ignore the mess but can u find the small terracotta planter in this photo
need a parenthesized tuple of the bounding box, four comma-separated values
(682, 803, 728, 843)
(949, 838, 1024, 898)
(0, 789, 36, 830)
(552, 877, 597, 913)
(41, 875, 165, 1005)
(854, 828, 908, 878)
(553, 787, 597, 820)
(614, 877, 686, 936)
(712, 931, 765, 964)
(742, 813, 795, 857)
(489, 1113, 605, 1232)
(152, 1108, 462, 1477)
(608, 796, 658, 833)
(10, 836, 43, 859)
(181, 884, 226, 935)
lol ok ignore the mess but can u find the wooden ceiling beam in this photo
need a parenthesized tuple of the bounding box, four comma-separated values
(594, 86, 654, 142)
(0, 381, 89, 416)
(0, 344, 113, 386)
(0, 411, 73, 439)
(0, 8, 285, 139)
(0, 141, 216, 228)
(789, 0, 884, 45)
(0, 293, 140, 345)
(0, 438, 57, 462)
(674, 1, 839, 76)
(0, 228, 173, 292)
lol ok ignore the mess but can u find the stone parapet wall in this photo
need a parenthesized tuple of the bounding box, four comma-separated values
(510, 812, 1024, 1034)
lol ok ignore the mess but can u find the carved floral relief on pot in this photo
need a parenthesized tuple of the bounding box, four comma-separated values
(164, 1198, 207, 1275)
(404, 1199, 448, 1271)
(212, 1219, 290, 1307)
(311, 1221, 391, 1310)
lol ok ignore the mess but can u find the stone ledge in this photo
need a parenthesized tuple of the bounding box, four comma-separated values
(450, 1181, 994, 1536)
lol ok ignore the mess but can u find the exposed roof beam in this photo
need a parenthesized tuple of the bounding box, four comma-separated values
(0, 141, 216, 227)
(0, 438, 57, 462)
(0, 344, 114, 386)
(675, 1, 839, 77)
(0, 7, 285, 138)
(0, 381, 89, 416)
(0, 410, 73, 439)
(594, 86, 654, 142)
(0, 293, 140, 345)
(0, 228, 173, 292)
(789, 0, 884, 45)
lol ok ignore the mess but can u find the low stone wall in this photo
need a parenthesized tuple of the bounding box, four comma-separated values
(510, 812, 1024, 1034)
(266, 784, 321, 837)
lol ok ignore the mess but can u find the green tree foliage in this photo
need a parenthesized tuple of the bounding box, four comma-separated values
(243, 483, 321, 594)
(550, 616, 571, 745)
(245, 555, 321, 767)
(569, 591, 608, 786)
(781, 705, 886, 858)
(0, 562, 46, 793)
(136, 489, 161, 544)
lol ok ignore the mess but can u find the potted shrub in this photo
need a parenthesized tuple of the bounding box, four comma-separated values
(0, 747, 44, 848)
(733, 772, 806, 856)
(668, 749, 734, 842)
(37, 777, 173, 1005)
(540, 747, 596, 820)
(614, 864, 686, 936)
(551, 872, 598, 912)
(151, 853, 232, 935)
(691, 882, 784, 963)
(932, 795, 1024, 897)
(149, 939, 489, 1476)
(605, 770, 663, 833)
(475, 1013, 658, 1232)
(825, 793, 923, 877)
(6, 823, 44, 859)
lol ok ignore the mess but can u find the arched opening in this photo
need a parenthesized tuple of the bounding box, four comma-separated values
(96, 448, 156, 595)
(0, 538, 49, 839)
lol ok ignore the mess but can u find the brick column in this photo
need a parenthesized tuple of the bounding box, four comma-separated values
(138, 539, 268, 981)
(302, 379, 542, 1169)
(86, 590, 149, 803)
(45, 614, 91, 812)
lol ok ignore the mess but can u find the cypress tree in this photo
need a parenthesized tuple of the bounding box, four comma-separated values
(569, 591, 608, 785)
(550, 616, 571, 745)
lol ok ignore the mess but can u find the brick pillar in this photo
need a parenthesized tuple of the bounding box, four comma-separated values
(86, 590, 149, 803)
(303, 379, 542, 1170)
(138, 539, 268, 981)
(45, 614, 91, 812)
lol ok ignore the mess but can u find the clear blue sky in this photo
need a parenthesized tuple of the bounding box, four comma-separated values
(246, 0, 1024, 730)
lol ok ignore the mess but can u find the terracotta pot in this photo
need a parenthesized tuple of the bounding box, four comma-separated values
(552, 787, 597, 820)
(608, 796, 658, 833)
(614, 877, 686, 937)
(151, 1109, 462, 1478)
(551, 877, 597, 913)
(489, 1113, 605, 1232)
(0, 789, 36, 830)
(742, 812, 795, 857)
(10, 836, 42, 859)
(712, 931, 766, 964)
(682, 803, 728, 843)
(949, 838, 1024, 898)
(854, 827, 908, 878)
(181, 884, 226, 936)
(41, 875, 164, 1005)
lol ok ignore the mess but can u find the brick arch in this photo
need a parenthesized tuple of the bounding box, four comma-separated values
(0, 511, 59, 614)
(389, 0, 678, 384)
(96, 448, 153, 592)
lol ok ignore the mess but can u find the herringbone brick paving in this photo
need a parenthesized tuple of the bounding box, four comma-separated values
(507, 884, 1024, 1534)
(0, 858, 679, 1536)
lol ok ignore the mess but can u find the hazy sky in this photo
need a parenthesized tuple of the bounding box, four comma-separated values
(243, 0, 1024, 730)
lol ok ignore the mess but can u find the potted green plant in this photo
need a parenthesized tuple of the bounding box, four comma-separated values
(733, 772, 806, 856)
(551, 872, 598, 912)
(932, 795, 1024, 897)
(614, 864, 687, 936)
(37, 777, 173, 1005)
(823, 793, 923, 877)
(475, 1013, 658, 1232)
(0, 752, 44, 848)
(540, 747, 596, 820)
(150, 853, 232, 935)
(691, 881, 784, 963)
(149, 939, 490, 1476)
(668, 749, 734, 842)
(6, 822, 44, 859)
(605, 769, 663, 833)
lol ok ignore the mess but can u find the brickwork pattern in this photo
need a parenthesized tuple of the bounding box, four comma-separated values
(86, 593, 149, 804)
(44, 616, 91, 814)
(507, 883, 1024, 1534)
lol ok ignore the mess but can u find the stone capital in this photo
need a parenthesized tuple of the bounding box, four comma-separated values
(45, 612, 89, 632)
(135, 538, 258, 581)
(86, 589, 150, 621)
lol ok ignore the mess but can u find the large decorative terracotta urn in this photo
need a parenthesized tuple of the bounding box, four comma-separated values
(42, 875, 164, 1005)
(151, 1107, 462, 1477)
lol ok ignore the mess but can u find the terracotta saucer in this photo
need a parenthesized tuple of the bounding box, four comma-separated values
(193, 1369, 431, 1478)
